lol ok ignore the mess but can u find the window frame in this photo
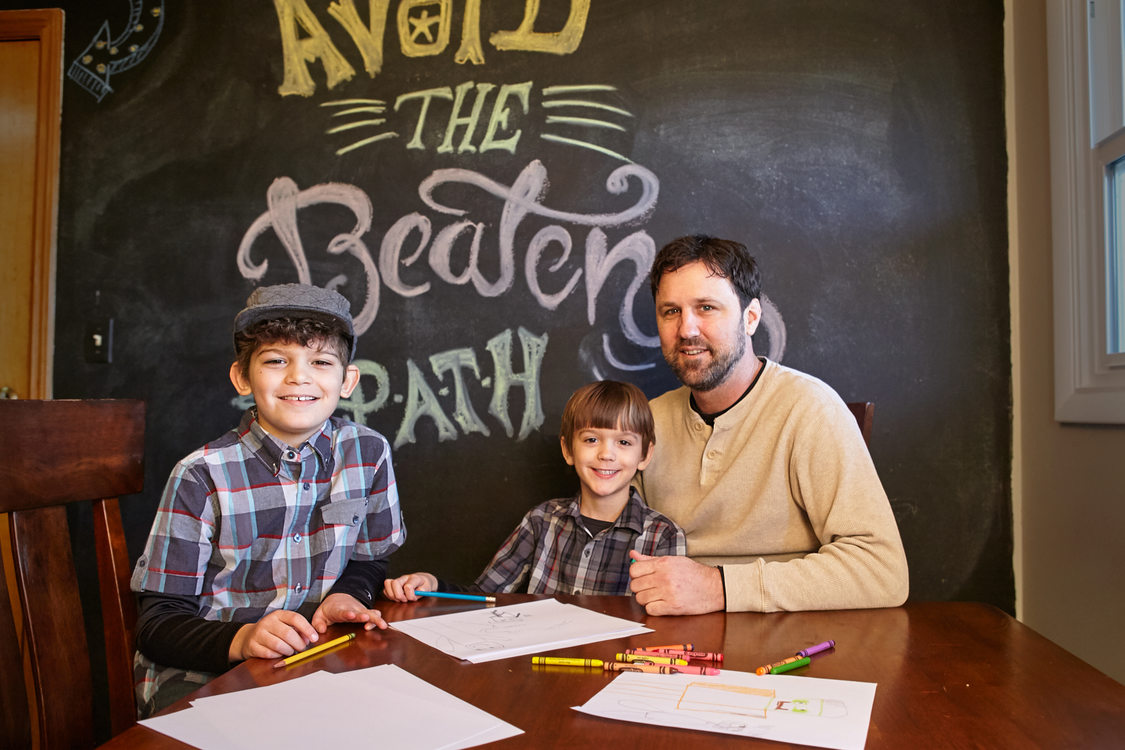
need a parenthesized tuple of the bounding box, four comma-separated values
(1048, 0, 1125, 423)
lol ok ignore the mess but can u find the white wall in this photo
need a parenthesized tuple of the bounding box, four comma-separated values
(1008, 0, 1125, 685)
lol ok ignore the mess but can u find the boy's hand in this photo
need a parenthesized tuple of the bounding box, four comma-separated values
(382, 572, 440, 602)
(628, 550, 725, 616)
(310, 592, 388, 633)
(228, 609, 318, 662)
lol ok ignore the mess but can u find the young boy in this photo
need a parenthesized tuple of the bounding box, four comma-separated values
(384, 380, 684, 600)
(131, 283, 406, 716)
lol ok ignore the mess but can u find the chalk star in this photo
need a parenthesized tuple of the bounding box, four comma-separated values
(408, 9, 441, 44)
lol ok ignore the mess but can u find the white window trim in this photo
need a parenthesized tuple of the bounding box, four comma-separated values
(1048, 0, 1125, 423)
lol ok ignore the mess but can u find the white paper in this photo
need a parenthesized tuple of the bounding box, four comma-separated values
(573, 669, 876, 750)
(389, 597, 652, 663)
(139, 665, 521, 750)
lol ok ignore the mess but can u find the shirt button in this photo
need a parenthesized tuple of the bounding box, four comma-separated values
(294, 583, 303, 594)
(583, 548, 591, 557)
(302, 483, 311, 491)
(351, 515, 360, 525)
(707, 449, 719, 459)
(293, 533, 302, 543)
(286, 451, 296, 460)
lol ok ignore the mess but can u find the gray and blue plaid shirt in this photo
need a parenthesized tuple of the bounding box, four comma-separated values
(473, 488, 685, 595)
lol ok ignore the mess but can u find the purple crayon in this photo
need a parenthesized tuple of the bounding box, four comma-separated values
(796, 640, 836, 658)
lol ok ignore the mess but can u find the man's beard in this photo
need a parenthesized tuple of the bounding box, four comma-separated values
(663, 333, 747, 392)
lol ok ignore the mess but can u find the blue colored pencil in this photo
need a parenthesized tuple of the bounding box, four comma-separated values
(414, 590, 496, 603)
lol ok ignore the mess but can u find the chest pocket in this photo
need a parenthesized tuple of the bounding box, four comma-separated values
(318, 497, 369, 529)
(309, 497, 371, 581)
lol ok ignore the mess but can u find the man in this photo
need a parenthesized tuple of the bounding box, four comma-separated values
(629, 235, 908, 614)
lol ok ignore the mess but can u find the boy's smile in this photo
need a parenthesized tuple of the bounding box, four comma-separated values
(230, 340, 360, 449)
(561, 426, 654, 519)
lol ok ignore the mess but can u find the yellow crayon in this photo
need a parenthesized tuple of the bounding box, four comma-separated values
(531, 656, 604, 667)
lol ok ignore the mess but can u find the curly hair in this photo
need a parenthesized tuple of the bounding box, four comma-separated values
(234, 317, 352, 376)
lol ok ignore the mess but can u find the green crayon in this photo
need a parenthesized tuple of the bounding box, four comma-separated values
(770, 656, 811, 675)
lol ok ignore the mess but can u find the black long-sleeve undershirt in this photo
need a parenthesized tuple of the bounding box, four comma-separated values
(134, 557, 388, 674)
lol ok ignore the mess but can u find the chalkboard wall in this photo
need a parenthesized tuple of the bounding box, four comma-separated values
(23, 1, 1011, 610)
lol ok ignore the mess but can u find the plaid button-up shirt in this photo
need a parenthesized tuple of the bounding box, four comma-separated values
(132, 409, 406, 622)
(473, 488, 685, 595)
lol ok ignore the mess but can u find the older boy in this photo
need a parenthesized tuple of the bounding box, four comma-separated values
(384, 380, 685, 599)
(131, 284, 406, 716)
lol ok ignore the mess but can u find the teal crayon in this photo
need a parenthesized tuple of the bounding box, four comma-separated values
(770, 656, 811, 675)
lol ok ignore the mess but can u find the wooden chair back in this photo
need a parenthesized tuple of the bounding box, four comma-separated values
(846, 401, 875, 446)
(0, 399, 145, 749)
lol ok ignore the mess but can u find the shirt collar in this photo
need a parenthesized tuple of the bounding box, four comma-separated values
(238, 408, 334, 475)
(689, 356, 769, 426)
(565, 487, 648, 534)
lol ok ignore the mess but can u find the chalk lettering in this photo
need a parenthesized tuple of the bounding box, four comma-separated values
(486, 327, 548, 440)
(275, 0, 358, 96)
(394, 81, 530, 153)
(236, 160, 659, 346)
(430, 347, 491, 436)
(323, 327, 547, 448)
(331, 80, 621, 160)
(274, 0, 591, 96)
(491, 0, 590, 55)
(397, 358, 460, 445)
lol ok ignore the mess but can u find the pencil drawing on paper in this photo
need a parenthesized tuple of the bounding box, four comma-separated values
(608, 677, 849, 727)
(405, 606, 572, 654)
(390, 599, 650, 662)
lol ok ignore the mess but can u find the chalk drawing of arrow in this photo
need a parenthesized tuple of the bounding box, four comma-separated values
(67, 1, 165, 102)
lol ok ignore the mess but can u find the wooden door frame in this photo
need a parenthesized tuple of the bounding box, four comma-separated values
(1, 10, 63, 748)
(1, 8, 63, 400)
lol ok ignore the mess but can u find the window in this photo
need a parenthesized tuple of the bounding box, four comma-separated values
(1109, 155, 1125, 354)
(1048, 0, 1125, 422)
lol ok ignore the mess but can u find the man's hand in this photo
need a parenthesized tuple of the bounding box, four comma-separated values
(228, 609, 318, 662)
(310, 592, 389, 633)
(629, 551, 725, 615)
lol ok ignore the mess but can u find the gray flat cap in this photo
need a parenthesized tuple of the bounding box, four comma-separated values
(233, 283, 356, 360)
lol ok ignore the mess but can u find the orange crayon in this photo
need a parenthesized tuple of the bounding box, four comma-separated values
(619, 650, 689, 665)
(754, 654, 805, 676)
(652, 649, 724, 662)
(605, 661, 719, 676)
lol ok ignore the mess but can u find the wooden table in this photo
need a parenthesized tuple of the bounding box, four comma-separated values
(102, 596, 1125, 749)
